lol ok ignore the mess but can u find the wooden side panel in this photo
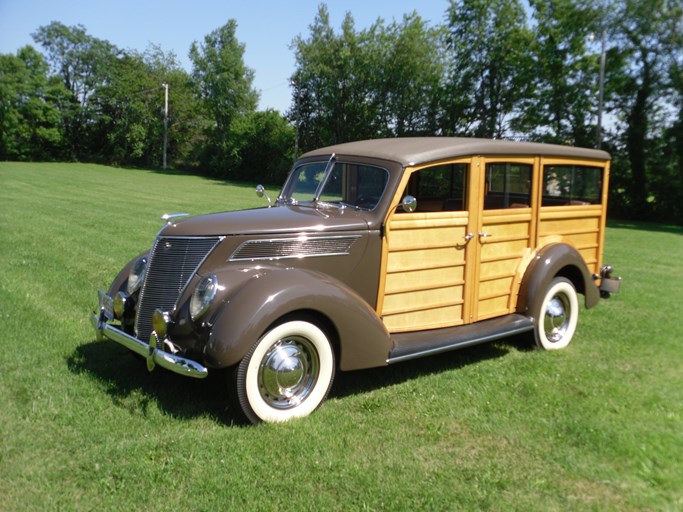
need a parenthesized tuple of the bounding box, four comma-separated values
(477, 211, 533, 320)
(538, 206, 603, 273)
(381, 212, 468, 332)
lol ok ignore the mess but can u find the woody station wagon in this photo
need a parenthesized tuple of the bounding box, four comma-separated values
(91, 137, 621, 423)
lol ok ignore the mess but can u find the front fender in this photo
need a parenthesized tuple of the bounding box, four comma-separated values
(106, 251, 149, 297)
(517, 243, 599, 317)
(203, 267, 391, 371)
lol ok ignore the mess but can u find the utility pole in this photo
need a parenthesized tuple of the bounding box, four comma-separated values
(162, 83, 169, 169)
(596, 30, 606, 149)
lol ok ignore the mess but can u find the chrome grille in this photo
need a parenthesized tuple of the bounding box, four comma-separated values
(135, 236, 222, 340)
(230, 235, 360, 261)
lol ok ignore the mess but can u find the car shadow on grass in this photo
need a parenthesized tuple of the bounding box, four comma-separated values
(330, 334, 530, 400)
(67, 334, 531, 426)
(67, 339, 242, 425)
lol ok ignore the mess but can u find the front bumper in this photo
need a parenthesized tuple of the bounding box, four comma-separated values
(91, 291, 208, 379)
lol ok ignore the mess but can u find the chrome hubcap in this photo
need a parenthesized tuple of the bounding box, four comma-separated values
(258, 337, 319, 409)
(544, 294, 570, 342)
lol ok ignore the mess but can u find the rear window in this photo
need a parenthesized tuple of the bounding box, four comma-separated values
(542, 165, 603, 206)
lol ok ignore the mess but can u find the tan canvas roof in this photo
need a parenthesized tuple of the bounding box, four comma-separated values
(301, 137, 611, 166)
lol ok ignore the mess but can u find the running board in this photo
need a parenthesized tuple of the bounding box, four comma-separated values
(387, 314, 534, 364)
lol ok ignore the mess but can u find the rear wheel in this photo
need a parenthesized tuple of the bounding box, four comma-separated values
(234, 320, 335, 424)
(533, 277, 579, 350)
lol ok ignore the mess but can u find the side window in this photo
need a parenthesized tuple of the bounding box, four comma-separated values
(402, 163, 468, 212)
(543, 165, 603, 206)
(355, 164, 389, 209)
(484, 163, 531, 210)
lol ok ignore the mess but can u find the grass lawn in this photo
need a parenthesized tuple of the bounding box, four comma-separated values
(1, 161, 681, 511)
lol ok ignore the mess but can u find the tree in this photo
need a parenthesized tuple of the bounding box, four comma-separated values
(443, 0, 533, 137)
(519, 0, 602, 146)
(609, 0, 683, 219)
(88, 45, 199, 167)
(0, 46, 68, 160)
(373, 14, 445, 136)
(32, 21, 118, 159)
(229, 110, 296, 184)
(290, 5, 444, 151)
(189, 20, 259, 173)
(290, 7, 376, 150)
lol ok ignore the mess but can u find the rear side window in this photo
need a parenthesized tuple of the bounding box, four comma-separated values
(543, 165, 603, 206)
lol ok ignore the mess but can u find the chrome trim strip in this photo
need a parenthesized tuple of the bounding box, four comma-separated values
(229, 234, 361, 262)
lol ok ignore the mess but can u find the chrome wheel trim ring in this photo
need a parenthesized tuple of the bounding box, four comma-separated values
(257, 336, 320, 410)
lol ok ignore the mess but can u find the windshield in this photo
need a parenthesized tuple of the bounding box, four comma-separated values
(281, 161, 389, 210)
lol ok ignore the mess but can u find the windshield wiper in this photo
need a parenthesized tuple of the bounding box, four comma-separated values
(312, 153, 336, 203)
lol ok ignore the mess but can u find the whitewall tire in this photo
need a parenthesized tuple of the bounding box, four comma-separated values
(533, 277, 579, 350)
(235, 320, 335, 424)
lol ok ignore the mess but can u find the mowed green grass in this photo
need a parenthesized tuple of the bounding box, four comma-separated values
(1, 162, 681, 511)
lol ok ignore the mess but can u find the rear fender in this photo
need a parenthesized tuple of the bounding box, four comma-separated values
(516, 243, 599, 317)
(204, 267, 391, 371)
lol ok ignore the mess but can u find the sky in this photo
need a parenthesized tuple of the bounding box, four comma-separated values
(0, 0, 450, 114)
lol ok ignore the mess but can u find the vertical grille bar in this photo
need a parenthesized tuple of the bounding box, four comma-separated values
(135, 236, 221, 340)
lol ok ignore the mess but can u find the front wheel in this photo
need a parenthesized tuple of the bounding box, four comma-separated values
(533, 277, 579, 350)
(234, 320, 335, 424)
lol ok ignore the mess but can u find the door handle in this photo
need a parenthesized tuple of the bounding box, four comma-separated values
(478, 232, 492, 238)
(464, 232, 475, 241)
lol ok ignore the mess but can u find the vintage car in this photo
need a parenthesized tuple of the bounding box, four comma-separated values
(91, 137, 620, 423)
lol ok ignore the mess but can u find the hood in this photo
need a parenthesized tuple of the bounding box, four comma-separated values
(160, 205, 370, 237)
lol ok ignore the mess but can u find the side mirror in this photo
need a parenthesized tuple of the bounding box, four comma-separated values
(256, 184, 272, 207)
(401, 195, 417, 213)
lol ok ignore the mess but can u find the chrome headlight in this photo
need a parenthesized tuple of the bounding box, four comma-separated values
(127, 256, 148, 294)
(190, 274, 219, 321)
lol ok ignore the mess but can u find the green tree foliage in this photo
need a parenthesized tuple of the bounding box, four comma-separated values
(0, 46, 68, 160)
(189, 20, 259, 174)
(229, 110, 296, 184)
(443, 0, 533, 137)
(3, 3, 682, 223)
(290, 5, 444, 152)
(32, 22, 118, 159)
(607, 0, 683, 220)
(290, 7, 373, 150)
(518, 0, 601, 146)
(88, 45, 198, 167)
(374, 14, 444, 137)
(89, 52, 161, 164)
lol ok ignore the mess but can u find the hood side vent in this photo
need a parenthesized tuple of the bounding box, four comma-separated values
(230, 235, 360, 261)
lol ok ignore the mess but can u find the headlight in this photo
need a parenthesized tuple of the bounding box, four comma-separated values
(127, 256, 148, 294)
(190, 274, 218, 321)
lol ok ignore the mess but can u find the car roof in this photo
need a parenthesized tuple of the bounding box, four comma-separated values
(301, 137, 611, 166)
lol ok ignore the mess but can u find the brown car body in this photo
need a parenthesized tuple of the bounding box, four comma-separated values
(92, 137, 620, 423)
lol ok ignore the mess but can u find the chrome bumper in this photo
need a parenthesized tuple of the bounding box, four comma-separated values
(91, 291, 208, 379)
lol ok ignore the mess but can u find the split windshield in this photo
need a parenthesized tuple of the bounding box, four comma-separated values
(281, 160, 389, 211)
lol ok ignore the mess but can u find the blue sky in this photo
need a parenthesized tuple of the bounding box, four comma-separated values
(0, 0, 450, 113)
